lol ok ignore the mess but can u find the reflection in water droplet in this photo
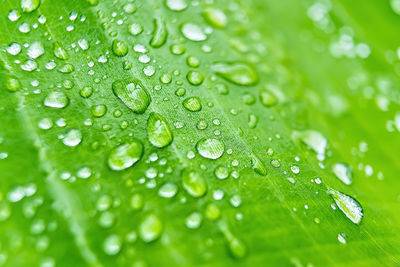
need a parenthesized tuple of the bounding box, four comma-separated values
(328, 187, 363, 224)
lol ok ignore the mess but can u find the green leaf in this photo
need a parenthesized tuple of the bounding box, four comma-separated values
(1, 0, 400, 266)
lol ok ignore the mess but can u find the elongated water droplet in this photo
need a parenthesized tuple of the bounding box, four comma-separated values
(218, 221, 246, 258)
(211, 62, 258, 86)
(248, 113, 258, 128)
(332, 163, 353, 185)
(112, 79, 151, 114)
(112, 39, 128, 57)
(183, 97, 202, 112)
(196, 138, 224, 159)
(139, 214, 163, 242)
(150, 18, 168, 48)
(108, 141, 144, 171)
(328, 187, 363, 224)
(182, 170, 207, 198)
(181, 23, 207, 41)
(251, 153, 266, 176)
(165, 0, 187, 11)
(44, 91, 69, 108)
(63, 129, 82, 147)
(21, 0, 40, 13)
(147, 112, 173, 148)
(203, 8, 227, 28)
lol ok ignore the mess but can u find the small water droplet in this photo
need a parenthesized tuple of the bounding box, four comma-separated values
(158, 182, 178, 198)
(44, 91, 69, 109)
(165, 0, 187, 11)
(183, 97, 202, 112)
(186, 212, 202, 229)
(181, 23, 207, 41)
(187, 71, 204, 85)
(112, 39, 128, 57)
(54, 43, 68, 60)
(21, 0, 40, 13)
(203, 8, 227, 28)
(62, 129, 82, 147)
(103, 235, 121, 255)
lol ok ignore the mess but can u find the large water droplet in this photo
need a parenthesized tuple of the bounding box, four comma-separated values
(182, 170, 207, 198)
(27, 41, 44, 59)
(108, 141, 144, 171)
(112, 79, 151, 114)
(332, 163, 353, 185)
(181, 23, 207, 41)
(150, 18, 168, 48)
(251, 153, 267, 176)
(44, 91, 69, 108)
(196, 138, 224, 159)
(139, 214, 163, 242)
(147, 112, 173, 148)
(211, 62, 258, 86)
(328, 187, 363, 224)
(21, 0, 40, 13)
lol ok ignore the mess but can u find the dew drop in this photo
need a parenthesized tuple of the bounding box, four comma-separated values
(211, 62, 258, 86)
(328, 187, 363, 224)
(332, 163, 353, 185)
(139, 214, 163, 242)
(62, 129, 82, 147)
(6, 77, 21, 92)
(150, 18, 168, 48)
(128, 23, 143, 36)
(186, 212, 202, 229)
(187, 71, 204, 85)
(251, 153, 267, 176)
(103, 235, 121, 255)
(203, 8, 227, 28)
(214, 166, 229, 179)
(165, 0, 187, 11)
(183, 97, 202, 112)
(292, 130, 327, 157)
(21, 0, 40, 13)
(44, 91, 69, 109)
(181, 23, 207, 41)
(112, 79, 151, 114)
(108, 141, 144, 171)
(112, 39, 128, 57)
(196, 138, 224, 159)
(182, 169, 207, 198)
(54, 43, 69, 60)
(158, 182, 178, 198)
(147, 112, 173, 148)
(27, 41, 44, 59)
(259, 90, 277, 107)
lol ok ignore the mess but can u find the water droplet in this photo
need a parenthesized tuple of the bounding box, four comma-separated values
(248, 113, 258, 128)
(58, 63, 75, 73)
(332, 163, 353, 185)
(186, 212, 202, 229)
(103, 235, 121, 255)
(337, 233, 347, 244)
(91, 104, 107, 117)
(77, 166, 91, 179)
(218, 221, 246, 258)
(196, 138, 224, 159)
(230, 194, 242, 207)
(211, 62, 258, 86)
(187, 71, 204, 85)
(27, 41, 44, 59)
(214, 166, 229, 179)
(139, 214, 163, 242)
(21, 59, 37, 72)
(38, 118, 53, 130)
(165, 0, 187, 11)
(78, 39, 89, 50)
(150, 18, 168, 48)
(129, 23, 143, 36)
(112, 39, 128, 57)
(123, 3, 136, 14)
(205, 203, 220, 220)
(327, 187, 363, 224)
(170, 44, 186, 55)
(7, 42, 21, 55)
(203, 8, 227, 28)
(182, 169, 207, 198)
(181, 23, 207, 41)
(259, 90, 277, 107)
(61, 129, 81, 147)
(8, 9, 21, 21)
(112, 79, 151, 114)
(21, 0, 40, 13)
(54, 43, 68, 60)
(147, 112, 173, 148)
(80, 86, 93, 98)
(158, 182, 178, 198)
(44, 91, 69, 108)
(251, 153, 267, 176)
(6, 77, 21, 92)
(292, 130, 327, 157)
(130, 193, 144, 210)
(183, 97, 202, 112)
(108, 141, 144, 171)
